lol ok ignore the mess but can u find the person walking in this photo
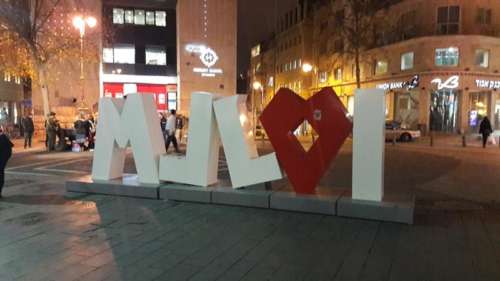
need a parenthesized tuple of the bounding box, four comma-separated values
(22, 113, 35, 149)
(46, 112, 58, 151)
(165, 109, 180, 153)
(0, 127, 14, 198)
(479, 116, 493, 148)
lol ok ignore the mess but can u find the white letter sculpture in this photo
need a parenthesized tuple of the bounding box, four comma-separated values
(352, 89, 385, 201)
(159, 93, 221, 186)
(214, 95, 282, 188)
(92, 94, 166, 185)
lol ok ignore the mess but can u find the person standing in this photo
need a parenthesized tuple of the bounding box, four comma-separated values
(0, 127, 14, 198)
(479, 116, 493, 148)
(165, 109, 180, 153)
(46, 112, 58, 151)
(22, 113, 34, 149)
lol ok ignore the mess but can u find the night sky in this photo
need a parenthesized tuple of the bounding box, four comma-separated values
(237, 0, 296, 78)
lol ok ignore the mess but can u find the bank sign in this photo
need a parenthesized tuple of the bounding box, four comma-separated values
(91, 88, 385, 198)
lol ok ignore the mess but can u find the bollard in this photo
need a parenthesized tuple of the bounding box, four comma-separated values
(430, 133, 434, 147)
(392, 128, 397, 146)
(462, 134, 467, 147)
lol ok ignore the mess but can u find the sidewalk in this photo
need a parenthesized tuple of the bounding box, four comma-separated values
(11, 137, 46, 154)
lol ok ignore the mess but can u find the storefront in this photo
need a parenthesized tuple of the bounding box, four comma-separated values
(373, 73, 500, 134)
(101, 74, 178, 112)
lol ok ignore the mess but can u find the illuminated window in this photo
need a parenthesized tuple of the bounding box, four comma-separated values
(146, 46, 166, 65)
(475, 49, 489, 68)
(134, 10, 145, 25)
(334, 67, 342, 80)
(3, 72, 11, 82)
(401, 52, 414, 70)
(374, 60, 388, 75)
(14, 76, 21, 84)
(114, 44, 135, 64)
(146, 11, 155, 25)
(113, 8, 124, 24)
(319, 71, 328, 83)
(124, 10, 134, 24)
(155, 11, 166, 27)
(103, 48, 114, 63)
(435, 47, 459, 66)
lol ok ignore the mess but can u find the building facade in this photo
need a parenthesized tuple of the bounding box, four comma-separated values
(0, 72, 28, 126)
(250, 0, 500, 134)
(101, 0, 178, 111)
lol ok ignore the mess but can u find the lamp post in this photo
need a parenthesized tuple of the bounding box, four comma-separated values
(252, 81, 263, 137)
(73, 15, 97, 113)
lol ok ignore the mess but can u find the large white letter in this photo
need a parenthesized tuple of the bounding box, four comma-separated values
(159, 93, 220, 187)
(213, 95, 282, 188)
(352, 89, 385, 201)
(91, 94, 166, 185)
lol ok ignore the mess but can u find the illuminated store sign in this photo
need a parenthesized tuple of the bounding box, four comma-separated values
(431, 76, 459, 90)
(376, 75, 420, 90)
(476, 79, 500, 89)
(185, 44, 223, 77)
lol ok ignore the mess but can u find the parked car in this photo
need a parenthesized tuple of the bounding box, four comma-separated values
(385, 121, 421, 142)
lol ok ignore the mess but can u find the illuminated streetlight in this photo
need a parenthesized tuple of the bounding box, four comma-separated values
(302, 63, 313, 73)
(73, 15, 97, 112)
(253, 81, 262, 91)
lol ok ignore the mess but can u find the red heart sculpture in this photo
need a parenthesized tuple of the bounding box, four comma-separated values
(260, 87, 352, 194)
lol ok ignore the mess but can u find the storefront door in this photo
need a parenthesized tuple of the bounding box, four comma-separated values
(468, 92, 490, 131)
(429, 89, 459, 133)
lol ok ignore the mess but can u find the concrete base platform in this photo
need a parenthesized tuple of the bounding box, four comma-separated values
(66, 175, 159, 199)
(337, 194, 415, 224)
(270, 191, 343, 215)
(159, 184, 211, 203)
(212, 188, 271, 208)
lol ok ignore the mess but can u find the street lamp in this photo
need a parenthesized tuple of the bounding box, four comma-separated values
(73, 15, 97, 112)
(252, 81, 263, 137)
(302, 63, 313, 73)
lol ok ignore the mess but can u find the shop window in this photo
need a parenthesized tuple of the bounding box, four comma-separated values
(469, 92, 489, 128)
(14, 76, 21, 84)
(134, 10, 145, 25)
(401, 52, 414, 70)
(334, 67, 342, 80)
(437, 6, 460, 35)
(103, 48, 114, 63)
(124, 10, 134, 24)
(113, 44, 135, 64)
(155, 11, 167, 27)
(145, 46, 166, 65)
(475, 49, 489, 68)
(146, 11, 155, 25)
(429, 89, 459, 132)
(374, 60, 388, 75)
(435, 47, 459, 67)
(476, 8, 492, 25)
(113, 8, 124, 24)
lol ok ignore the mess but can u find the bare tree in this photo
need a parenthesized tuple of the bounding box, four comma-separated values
(332, 0, 393, 89)
(0, 0, 98, 117)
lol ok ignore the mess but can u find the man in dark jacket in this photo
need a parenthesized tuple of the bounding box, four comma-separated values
(0, 127, 14, 198)
(479, 116, 493, 148)
(22, 114, 35, 149)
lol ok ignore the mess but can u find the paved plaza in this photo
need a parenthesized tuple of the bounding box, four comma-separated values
(1, 140, 500, 280)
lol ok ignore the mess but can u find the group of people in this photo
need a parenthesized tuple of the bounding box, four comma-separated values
(160, 109, 181, 154)
(73, 114, 96, 151)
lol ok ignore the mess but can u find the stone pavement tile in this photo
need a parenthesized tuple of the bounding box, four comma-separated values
(212, 259, 257, 281)
(75, 263, 121, 281)
(238, 263, 279, 281)
(461, 213, 500, 281)
(152, 263, 202, 281)
(353, 223, 403, 281)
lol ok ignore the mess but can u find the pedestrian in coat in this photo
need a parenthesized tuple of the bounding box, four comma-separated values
(22, 113, 35, 149)
(479, 116, 493, 148)
(165, 109, 180, 153)
(0, 127, 14, 198)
